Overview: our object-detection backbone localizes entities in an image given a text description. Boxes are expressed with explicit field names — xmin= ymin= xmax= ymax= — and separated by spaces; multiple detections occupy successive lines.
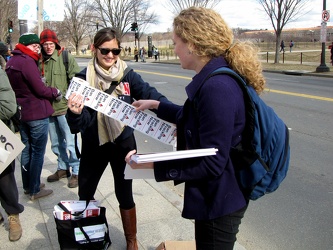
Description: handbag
xmin=54 ymin=201 xmax=111 ymax=250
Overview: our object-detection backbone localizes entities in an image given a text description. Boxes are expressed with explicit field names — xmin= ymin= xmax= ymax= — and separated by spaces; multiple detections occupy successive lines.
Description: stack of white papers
xmin=53 ymin=200 xmax=100 ymax=220
xmin=125 ymin=148 xmax=218 ymax=180
xmin=130 ymin=148 xmax=218 ymax=163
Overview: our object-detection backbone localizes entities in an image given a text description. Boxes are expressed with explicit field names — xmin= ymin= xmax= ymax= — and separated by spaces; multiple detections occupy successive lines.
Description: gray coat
xmin=0 ymin=69 xmax=17 ymax=132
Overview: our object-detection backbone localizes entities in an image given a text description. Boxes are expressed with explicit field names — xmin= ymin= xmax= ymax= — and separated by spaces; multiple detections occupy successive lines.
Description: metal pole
xmin=38 ymin=0 xmax=44 ymax=35
xmin=316 ymin=0 xmax=330 ymax=72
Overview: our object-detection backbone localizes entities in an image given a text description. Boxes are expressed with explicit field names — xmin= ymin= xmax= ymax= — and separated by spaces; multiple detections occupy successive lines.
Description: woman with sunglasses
xmin=66 ymin=27 xmax=169 ymax=250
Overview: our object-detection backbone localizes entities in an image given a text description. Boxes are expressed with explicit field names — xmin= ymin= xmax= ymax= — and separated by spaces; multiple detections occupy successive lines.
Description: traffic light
xmin=131 ymin=22 xmax=138 ymax=31
xmin=8 ymin=20 xmax=13 ymax=33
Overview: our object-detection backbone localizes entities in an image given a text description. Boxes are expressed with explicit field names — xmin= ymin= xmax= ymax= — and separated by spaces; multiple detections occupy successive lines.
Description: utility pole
xmin=38 ymin=0 xmax=44 ymax=35
xmin=316 ymin=0 xmax=330 ymax=72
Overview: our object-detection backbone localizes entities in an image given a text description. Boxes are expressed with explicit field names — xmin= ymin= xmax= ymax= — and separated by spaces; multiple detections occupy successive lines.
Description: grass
xmin=77 ymin=48 xmax=333 ymax=75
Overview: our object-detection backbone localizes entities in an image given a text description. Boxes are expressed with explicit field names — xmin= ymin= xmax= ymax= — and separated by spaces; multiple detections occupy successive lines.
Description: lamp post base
xmin=316 ymin=65 xmax=330 ymax=72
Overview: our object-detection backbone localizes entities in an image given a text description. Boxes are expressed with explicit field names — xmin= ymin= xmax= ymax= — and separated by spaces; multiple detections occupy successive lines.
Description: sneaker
xmin=30 ymin=189 xmax=53 ymax=201
xmin=47 ymin=170 xmax=71 ymax=182
xmin=68 ymin=174 xmax=78 ymax=188
xmin=24 ymin=183 xmax=45 ymax=195
xmin=8 ymin=214 xmax=22 ymax=241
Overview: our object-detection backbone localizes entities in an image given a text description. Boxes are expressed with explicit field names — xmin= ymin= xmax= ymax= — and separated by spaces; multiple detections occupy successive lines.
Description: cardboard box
xmin=156 ymin=241 xmax=195 ymax=250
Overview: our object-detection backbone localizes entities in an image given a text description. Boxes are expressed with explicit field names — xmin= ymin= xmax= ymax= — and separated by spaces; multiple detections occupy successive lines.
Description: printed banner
xmin=66 ymin=77 xmax=177 ymax=145
xmin=0 ymin=120 xmax=25 ymax=174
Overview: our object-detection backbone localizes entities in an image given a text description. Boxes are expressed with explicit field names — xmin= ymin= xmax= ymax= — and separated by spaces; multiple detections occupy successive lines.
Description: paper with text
xmin=66 ymin=77 xmax=177 ymax=145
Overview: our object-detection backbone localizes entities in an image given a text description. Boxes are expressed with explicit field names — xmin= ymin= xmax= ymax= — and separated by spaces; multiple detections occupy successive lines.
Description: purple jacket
xmin=5 ymin=49 xmax=58 ymax=122
xmin=155 ymin=57 xmax=247 ymax=220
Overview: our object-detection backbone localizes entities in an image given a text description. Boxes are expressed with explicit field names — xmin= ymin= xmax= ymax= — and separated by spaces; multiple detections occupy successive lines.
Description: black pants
xmin=195 ymin=204 xmax=248 ymax=250
xmin=0 ymin=161 xmax=24 ymax=214
xmin=78 ymin=134 xmax=137 ymax=210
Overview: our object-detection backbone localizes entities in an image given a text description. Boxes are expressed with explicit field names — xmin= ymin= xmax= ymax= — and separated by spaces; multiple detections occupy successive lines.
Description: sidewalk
xmin=0 ymin=132 xmax=246 ymax=250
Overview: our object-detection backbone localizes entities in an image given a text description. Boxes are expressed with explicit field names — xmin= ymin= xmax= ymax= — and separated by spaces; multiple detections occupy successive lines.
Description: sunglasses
xmin=98 ymin=48 xmax=121 ymax=55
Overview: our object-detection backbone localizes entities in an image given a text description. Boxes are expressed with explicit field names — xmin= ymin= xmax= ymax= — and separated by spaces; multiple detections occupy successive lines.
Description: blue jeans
xmin=20 ymin=118 xmax=49 ymax=195
xmin=49 ymin=115 xmax=80 ymax=175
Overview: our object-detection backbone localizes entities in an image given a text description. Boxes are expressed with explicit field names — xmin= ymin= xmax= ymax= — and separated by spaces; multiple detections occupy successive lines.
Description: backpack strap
xmin=62 ymin=50 xmax=69 ymax=83
xmin=105 ymin=67 xmax=132 ymax=94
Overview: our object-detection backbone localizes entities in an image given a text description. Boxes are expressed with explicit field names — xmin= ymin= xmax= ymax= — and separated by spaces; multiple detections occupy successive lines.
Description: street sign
xmin=322 ymin=10 xmax=330 ymax=22
xmin=320 ymin=22 xmax=327 ymax=43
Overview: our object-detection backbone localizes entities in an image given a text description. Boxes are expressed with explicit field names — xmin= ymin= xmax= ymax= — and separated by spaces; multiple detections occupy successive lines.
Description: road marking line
xmin=137 ymin=70 xmax=333 ymax=102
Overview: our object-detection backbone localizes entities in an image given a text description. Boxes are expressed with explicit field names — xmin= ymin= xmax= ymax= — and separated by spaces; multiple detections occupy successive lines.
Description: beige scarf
xmin=86 ymin=58 xmax=128 ymax=145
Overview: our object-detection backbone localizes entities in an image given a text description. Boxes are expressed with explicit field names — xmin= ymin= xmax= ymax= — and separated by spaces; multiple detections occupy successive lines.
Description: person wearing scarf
xmin=66 ymin=27 xmax=169 ymax=250
xmin=5 ymin=33 xmax=62 ymax=203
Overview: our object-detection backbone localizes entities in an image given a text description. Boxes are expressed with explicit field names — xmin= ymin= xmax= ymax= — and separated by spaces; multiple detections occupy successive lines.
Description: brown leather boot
xmin=47 ymin=170 xmax=71 ymax=182
xmin=120 ymin=206 xmax=138 ymax=250
xmin=8 ymin=214 xmax=22 ymax=241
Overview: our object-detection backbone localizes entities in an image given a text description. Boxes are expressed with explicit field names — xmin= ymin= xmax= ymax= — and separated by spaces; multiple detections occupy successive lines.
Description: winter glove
xmin=55 ymin=89 xmax=63 ymax=102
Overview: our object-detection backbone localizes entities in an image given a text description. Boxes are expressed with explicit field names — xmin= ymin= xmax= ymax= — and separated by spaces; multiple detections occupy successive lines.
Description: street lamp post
xmin=316 ymin=0 xmax=330 ymax=72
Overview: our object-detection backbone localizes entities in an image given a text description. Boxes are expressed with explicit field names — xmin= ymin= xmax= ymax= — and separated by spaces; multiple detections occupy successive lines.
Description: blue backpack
xmin=195 ymin=67 xmax=290 ymax=200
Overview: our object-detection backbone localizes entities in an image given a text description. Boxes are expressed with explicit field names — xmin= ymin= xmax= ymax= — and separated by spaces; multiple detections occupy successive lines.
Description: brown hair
xmin=93 ymin=27 xmax=121 ymax=49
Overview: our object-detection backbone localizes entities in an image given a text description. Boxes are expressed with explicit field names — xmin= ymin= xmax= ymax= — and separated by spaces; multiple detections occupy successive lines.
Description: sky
xmin=146 ymin=0 xmax=332 ymax=33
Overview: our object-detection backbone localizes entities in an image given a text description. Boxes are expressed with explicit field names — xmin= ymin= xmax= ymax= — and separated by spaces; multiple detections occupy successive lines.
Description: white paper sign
xmin=66 ymin=77 xmax=177 ymax=145
xmin=124 ymin=164 xmax=155 ymax=179
xmin=0 ymin=120 xmax=25 ymax=174
xmin=18 ymin=0 xmax=65 ymax=21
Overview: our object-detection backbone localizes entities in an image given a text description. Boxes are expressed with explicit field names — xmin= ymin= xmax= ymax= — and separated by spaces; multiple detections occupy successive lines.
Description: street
xmin=76 ymin=58 xmax=333 ymax=250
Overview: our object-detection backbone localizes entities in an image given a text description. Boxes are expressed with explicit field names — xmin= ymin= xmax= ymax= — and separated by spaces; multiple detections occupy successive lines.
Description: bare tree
xmin=257 ymin=0 xmax=311 ymax=63
xmin=164 ymin=0 xmax=220 ymax=15
xmin=63 ymin=0 xmax=93 ymax=54
xmin=91 ymin=0 xmax=158 ymax=37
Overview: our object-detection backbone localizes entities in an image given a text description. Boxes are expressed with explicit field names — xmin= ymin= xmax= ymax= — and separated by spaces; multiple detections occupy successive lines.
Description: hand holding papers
xmin=66 ymin=77 xmax=177 ymax=145
xmin=125 ymin=148 xmax=218 ymax=179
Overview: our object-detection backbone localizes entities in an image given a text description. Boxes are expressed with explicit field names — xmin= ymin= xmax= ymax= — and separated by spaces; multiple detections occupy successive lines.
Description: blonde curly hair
xmin=173 ymin=7 xmax=265 ymax=94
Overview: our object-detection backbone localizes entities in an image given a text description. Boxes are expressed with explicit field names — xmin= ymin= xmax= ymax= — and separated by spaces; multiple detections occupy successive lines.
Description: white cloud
xmin=146 ymin=0 xmax=332 ymax=33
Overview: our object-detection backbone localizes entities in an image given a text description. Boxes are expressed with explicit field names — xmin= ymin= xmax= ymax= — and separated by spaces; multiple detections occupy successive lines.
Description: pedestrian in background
xmin=140 ymin=46 xmax=146 ymax=62
xmin=0 ymin=69 xmax=24 ymax=241
xmin=280 ymin=40 xmax=285 ymax=52
xmin=134 ymin=46 xmax=138 ymax=62
xmin=66 ymin=27 xmax=169 ymax=250
xmin=153 ymin=47 xmax=159 ymax=61
xmin=5 ymin=33 xmax=62 ymax=201
xmin=331 ymin=42 xmax=333 ymax=66
xmin=39 ymin=29 xmax=81 ymax=188
xmin=289 ymin=40 xmax=294 ymax=52
xmin=128 ymin=46 xmax=131 ymax=56
xmin=126 ymin=7 xmax=266 ymax=250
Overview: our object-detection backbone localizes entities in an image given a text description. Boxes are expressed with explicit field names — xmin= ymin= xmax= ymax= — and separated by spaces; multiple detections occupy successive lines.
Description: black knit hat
xmin=19 ymin=33 xmax=40 ymax=46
